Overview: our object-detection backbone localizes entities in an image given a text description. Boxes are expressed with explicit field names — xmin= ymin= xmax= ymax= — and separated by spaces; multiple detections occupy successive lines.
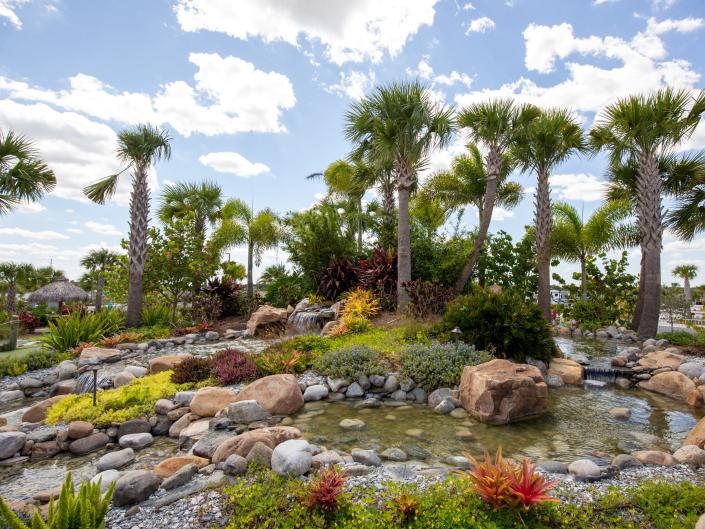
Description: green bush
xmin=399 ymin=342 xmax=492 ymax=390
xmin=443 ymin=289 xmax=555 ymax=363
xmin=40 ymin=310 xmax=124 ymax=352
xmin=313 ymin=345 xmax=390 ymax=380
xmin=141 ymin=303 xmax=174 ymax=327
xmin=0 ymin=349 xmax=72 ymax=377
xmin=255 ymin=336 xmax=332 ymax=376
xmin=264 ymin=273 xmax=309 ymax=308
xmin=657 ymin=329 xmax=705 ymax=347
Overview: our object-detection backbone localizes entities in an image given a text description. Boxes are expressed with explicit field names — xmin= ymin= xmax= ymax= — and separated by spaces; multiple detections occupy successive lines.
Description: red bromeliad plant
xmin=508 ymin=458 xmax=560 ymax=510
xmin=305 ymin=466 xmax=346 ymax=512
xmin=209 ymin=348 xmax=259 ymax=385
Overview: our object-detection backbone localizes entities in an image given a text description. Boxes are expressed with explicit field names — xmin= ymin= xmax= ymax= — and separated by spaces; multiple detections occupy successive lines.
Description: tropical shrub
xmin=341 ymin=288 xmax=380 ymax=320
xmin=255 ymin=336 xmax=331 ymax=375
xmin=140 ymin=303 xmax=173 ymax=328
xmin=443 ymin=289 xmax=555 ymax=363
xmin=313 ymin=345 xmax=389 ymax=379
xmin=204 ymin=277 xmax=247 ymax=317
xmin=136 ymin=325 xmax=172 ymax=340
xmin=657 ymin=329 xmax=705 ymax=347
xmin=28 ymin=304 xmax=55 ymax=326
xmin=191 ymin=293 xmax=222 ymax=323
xmin=41 ymin=310 xmax=124 ymax=352
xmin=18 ymin=311 xmax=39 ymax=333
xmin=402 ymin=280 xmax=454 ymax=318
xmin=305 ymin=467 xmax=347 ymax=512
xmin=210 ymin=348 xmax=259 ymax=385
xmin=338 ymin=315 xmax=372 ymax=334
xmin=171 ymin=356 xmax=212 ymax=384
xmin=46 ymin=371 xmax=190 ymax=427
xmin=399 ymin=342 xmax=491 ymax=391
xmin=0 ymin=358 xmax=27 ymax=377
xmin=264 ymin=271 xmax=308 ymax=308
xmin=319 ymin=257 xmax=358 ymax=301
xmin=0 ymin=472 xmax=113 ymax=529
xmin=100 ymin=331 xmax=144 ymax=348
xmin=358 ymin=247 xmax=397 ymax=310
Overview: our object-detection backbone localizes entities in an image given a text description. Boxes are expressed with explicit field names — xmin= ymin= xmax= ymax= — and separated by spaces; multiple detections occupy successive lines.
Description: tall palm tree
xmin=212 ymin=199 xmax=280 ymax=296
xmin=0 ymin=130 xmax=56 ymax=215
xmin=673 ymin=264 xmax=698 ymax=303
xmin=551 ymin=200 xmax=637 ymax=299
xmin=514 ymin=108 xmax=589 ymax=318
xmin=591 ymin=88 xmax=705 ymax=337
xmin=425 ymin=143 xmax=524 ymax=290
xmin=80 ymin=249 xmax=120 ymax=312
xmin=0 ymin=262 xmax=33 ymax=313
xmin=453 ymin=101 xmax=539 ymax=293
xmin=345 ymin=81 xmax=455 ymax=310
xmin=83 ymin=124 xmax=172 ymax=327
xmin=158 ymin=181 xmax=223 ymax=294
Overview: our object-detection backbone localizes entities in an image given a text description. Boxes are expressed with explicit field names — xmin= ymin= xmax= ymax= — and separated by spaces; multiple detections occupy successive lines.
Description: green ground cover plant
xmin=399 ymin=341 xmax=492 ymax=390
xmin=313 ymin=345 xmax=390 ymax=379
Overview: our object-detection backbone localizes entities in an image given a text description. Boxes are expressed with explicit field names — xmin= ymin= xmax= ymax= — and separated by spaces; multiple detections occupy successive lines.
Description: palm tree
xmin=452 ymin=101 xmax=539 ymax=293
xmin=80 ymin=249 xmax=121 ymax=312
xmin=514 ymin=108 xmax=589 ymax=318
xmin=551 ymin=200 xmax=637 ymax=299
xmin=591 ymin=88 xmax=705 ymax=337
xmin=425 ymin=143 xmax=524 ymax=290
xmin=0 ymin=130 xmax=56 ymax=215
xmin=410 ymin=191 xmax=450 ymax=239
xmin=158 ymin=181 xmax=223 ymax=294
xmin=673 ymin=264 xmax=698 ymax=303
xmin=213 ymin=199 xmax=280 ymax=297
xmin=345 ymin=81 xmax=455 ymax=310
xmin=83 ymin=124 xmax=172 ymax=327
xmin=0 ymin=262 xmax=33 ymax=313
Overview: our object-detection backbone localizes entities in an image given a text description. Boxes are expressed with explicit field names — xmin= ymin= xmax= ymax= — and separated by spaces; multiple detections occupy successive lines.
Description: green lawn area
xmin=0 ymin=342 xmax=47 ymax=361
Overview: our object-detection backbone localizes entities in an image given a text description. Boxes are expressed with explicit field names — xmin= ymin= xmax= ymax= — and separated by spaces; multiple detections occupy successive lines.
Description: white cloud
xmin=199 ymin=152 xmax=270 ymax=178
xmin=66 ymin=228 xmax=83 ymax=234
xmin=0 ymin=0 xmax=27 ymax=29
xmin=0 ymin=227 xmax=69 ymax=240
xmin=593 ymin=0 xmax=619 ymax=5
xmin=174 ymin=0 xmax=439 ymax=65
xmin=406 ymin=58 xmax=474 ymax=88
xmin=493 ymin=207 xmax=514 ymax=221
xmin=466 ymin=16 xmax=495 ymax=34
xmin=462 ymin=2 xmax=475 ymax=10
xmin=325 ymin=70 xmax=376 ymax=100
xmin=84 ymin=221 xmax=121 ymax=236
xmin=14 ymin=202 xmax=46 ymax=213
xmin=550 ymin=173 xmax=608 ymax=201
xmin=652 ymin=0 xmax=677 ymax=10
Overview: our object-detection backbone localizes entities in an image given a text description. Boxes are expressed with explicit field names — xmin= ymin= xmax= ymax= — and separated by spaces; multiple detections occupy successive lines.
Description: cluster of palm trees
xmin=0 ymin=263 xmax=64 ymax=313
xmin=341 ymin=82 xmax=705 ymax=337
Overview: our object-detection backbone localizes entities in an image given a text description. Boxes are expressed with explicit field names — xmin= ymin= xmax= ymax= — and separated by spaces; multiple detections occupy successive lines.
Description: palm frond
xmin=83 ymin=173 xmax=121 ymax=205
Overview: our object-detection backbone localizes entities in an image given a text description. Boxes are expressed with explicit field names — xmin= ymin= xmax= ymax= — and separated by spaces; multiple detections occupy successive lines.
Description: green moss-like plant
xmin=0 ymin=472 xmax=113 ymax=529
xmin=313 ymin=345 xmax=390 ymax=380
xmin=399 ymin=341 xmax=492 ymax=390
xmin=45 ymin=371 xmax=191 ymax=427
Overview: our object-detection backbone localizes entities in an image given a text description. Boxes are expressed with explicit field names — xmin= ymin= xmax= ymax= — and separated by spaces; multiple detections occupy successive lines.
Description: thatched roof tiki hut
xmin=28 ymin=277 xmax=90 ymax=311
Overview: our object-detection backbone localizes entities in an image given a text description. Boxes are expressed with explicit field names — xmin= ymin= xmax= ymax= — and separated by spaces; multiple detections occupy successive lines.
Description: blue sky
xmin=1 ymin=0 xmax=704 ymax=285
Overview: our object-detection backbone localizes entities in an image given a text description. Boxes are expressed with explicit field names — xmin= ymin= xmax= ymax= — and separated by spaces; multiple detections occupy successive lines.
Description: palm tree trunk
xmin=247 ymin=241 xmax=254 ymax=297
xmin=632 ymin=257 xmax=645 ymax=330
xmin=580 ymin=257 xmax=588 ymax=300
xmin=6 ymin=281 xmax=16 ymax=314
xmin=95 ymin=274 xmax=104 ymax=312
xmin=636 ymin=151 xmax=663 ymax=338
xmin=454 ymin=146 xmax=501 ymax=293
xmin=192 ymin=216 xmax=205 ymax=299
xmin=357 ymin=198 xmax=363 ymax=254
xmin=396 ymin=163 xmax=414 ymax=311
xmin=684 ymin=277 xmax=692 ymax=302
xmin=535 ymin=167 xmax=552 ymax=319
xmin=126 ymin=165 xmax=150 ymax=328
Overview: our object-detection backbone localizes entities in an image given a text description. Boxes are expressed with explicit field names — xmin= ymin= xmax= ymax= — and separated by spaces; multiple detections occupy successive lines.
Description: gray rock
xmin=679 ymin=362 xmax=705 ymax=379
xmin=225 ymin=400 xmax=271 ymax=423
xmin=369 ymin=375 xmax=385 ymax=387
xmin=97 ymin=448 xmax=135 ymax=471
xmin=246 ymin=441 xmax=273 ymax=467
xmin=222 ymin=454 xmax=248 ymax=475
xmin=611 ymin=454 xmax=643 ymax=469
xmin=0 ymin=432 xmax=27 ymax=459
xmin=381 ymin=447 xmax=407 ymax=461
xmin=112 ymin=470 xmax=161 ymax=507
xmin=390 ymin=389 xmax=408 ymax=401
xmin=351 ymin=448 xmax=381 ymax=467
xmin=192 ymin=431 xmax=232 ymax=459
xmin=150 ymin=415 xmax=171 ymax=436
xmin=205 ymin=331 xmax=220 ymax=341
xmin=326 ymin=377 xmax=349 ymax=393
xmin=357 ymin=375 xmax=371 ymax=390
xmin=123 ymin=365 xmax=148 ymax=378
xmin=526 ymin=357 xmax=548 ymax=373
xmin=411 ymin=387 xmax=427 ymax=402
xmin=446 ymin=455 xmax=471 ymax=469
xmin=383 ymin=375 xmax=399 ymax=393
xmin=0 ymin=390 xmax=24 ymax=403
xmin=19 ymin=377 xmax=43 ymax=390
xmin=117 ymin=419 xmax=151 ymax=438
xmin=568 ymin=459 xmax=602 ymax=481
xmin=271 ymin=439 xmax=313 ymax=476
xmin=608 ymin=407 xmax=631 ymax=420
xmin=118 ymin=433 xmax=154 ymax=450
xmin=154 ymin=399 xmax=176 ymax=415
xmin=91 ymin=469 xmax=122 ymax=493
xmin=673 ymin=445 xmax=705 ymax=466
xmin=345 ymin=382 xmax=365 ymax=398
xmin=69 ymin=433 xmax=109 ymax=455
xmin=615 ymin=377 xmax=632 ymax=389
xmin=354 ymin=398 xmax=380 ymax=409
xmin=27 ymin=427 xmax=58 ymax=443
xmin=402 ymin=443 xmax=430 ymax=460
xmin=312 ymin=450 xmax=343 ymax=467
xmin=428 ymin=388 xmax=452 ymax=408
xmin=545 ymin=374 xmax=565 ymax=388
xmin=538 ymin=460 xmax=568 ymax=474
xmin=434 ymin=397 xmax=455 ymax=414
xmin=161 ymin=464 xmax=198 ymax=490
xmin=399 ymin=378 xmax=415 ymax=392
xmin=303 ymin=385 xmax=329 ymax=402
xmin=174 ymin=391 xmax=195 ymax=407
xmin=339 ymin=418 xmax=365 ymax=431
xmin=168 ymin=413 xmax=192 ymax=438
xmin=57 ymin=360 xmax=77 ymax=380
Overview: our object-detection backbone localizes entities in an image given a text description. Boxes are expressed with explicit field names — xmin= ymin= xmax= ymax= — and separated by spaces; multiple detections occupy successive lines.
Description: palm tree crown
xmin=80 ymin=249 xmax=120 ymax=312
xmin=0 ymin=262 xmax=34 ymax=313
xmin=158 ymin=180 xmax=223 ymax=233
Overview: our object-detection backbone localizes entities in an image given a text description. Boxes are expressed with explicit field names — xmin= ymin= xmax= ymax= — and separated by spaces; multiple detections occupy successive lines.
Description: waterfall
xmin=288 ymin=311 xmax=323 ymax=335
xmin=583 ymin=366 xmax=619 ymax=383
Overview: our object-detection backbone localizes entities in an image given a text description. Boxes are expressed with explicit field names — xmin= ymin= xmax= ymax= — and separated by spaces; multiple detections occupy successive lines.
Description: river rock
xmin=113 ymin=371 xmax=135 ymax=388
xmin=123 ymin=365 xmax=148 ymax=378
xmin=369 ymin=375 xmax=385 ymax=387
xmin=538 ymin=460 xmax=568 ymax=473
xmin=459 ymin=359 xmax=548 ymax=424
xmin=339 ymin=418 xmax=365 ymax=430
xmin=345 ymin=382 xmax=365 ymax=398
xmin=118 ymin=419 xmax=151 ymax=438
xmin=161 ymin=463 xmax=198 ymax=490
xmin=351 ymin=448 xmax=381 ymax=467
xmin=381 ymin=448 xmax=407 ymax=461
xmin=225 ymin=400 xmax=271 ymax=423
xmin=548 ymin=358 xmax=584 ymax=385
xmin=148 ymin=354 xmax=193 ymax=374
xmin=153 ymin=399 xmax=176 ymax=415
xmin=673 ymin=445 xmax=705 ymax=466
xmin=192 ymin=431 xmax=233 ymax=459
xmin=434 ymin=398 xmax=455 ymax=414
xmin=67 ymin=420 xmax=94 ymax=439
xmin=303 ymin=385 xmax=329 ymax=402
xmin=222 ymin=454 xmax=248 ymax=475
xmin=79 ymin=347 xmax=122 ymax=366
xmin=0 ymin=390 xmax=24 ymax=403
xmin=168 ymin=413 xmax=192 ymax=438
xmin=326 ymin=377 xmax=349 ymax=393
xmin=31 ymin=440 xmax=61 ymax=461
xmin=211 ymin=426 xmax=301 ymax=464
xmin=638 ymin=371 xmax=696 ymax=401
xmin=245 ymin=441 xmax=273 ymax=467
xmin=611 ymin=454 xmax=642 ymax=469
xmin=97 ymin=448 xmax=135 ymax=471
xmin=632 ymin=450 xmax=678 ymax=466
xmin=174 ymin=391 xmax=195 ymax=407
xmin=311 ymin=450 xmax=343 ymax=467
xmin=154 ymin=455 xmax=210 ymax=478
xmin=57 ymin=360 xmax=77 ymax=380
xmin=545 ymin=374 xmax=565 ymax=388
xmin=22 ymin=395 xmax=66 ymax=423
xmin=685 ymin=416 xmax=705 ymax=447
xmin=69 ymin=432 xmax=109 ymax=455
xmin=615 ymin=377 xmax=632 ymax=389
xmin=91 ymin=469 xmax=122 ymax=493
xmin=679 ymin=362 xmax=705 ymax=379
xmin=608 ymin=407 xmax=631 ymax=420
xmin=428 ymin=388 xmax=453 ymax=408
xmin=234 ymin=374 xmax=304 ymax=415
xmin=271 ymin=439 xmax=313 ymax=476
xmin=638 ymin=350 xmax=685 ymax=370
xmin=568 ymin=459 xmax=601 ymax=480
xmin=119 ymin=433 xmax=153 ymax=450
xmin=178 ymin=418 xmax=210 ymax=442
xmin=190 ymin=387 xmax=238 ymax=417
xmin=384 ymin=375 xmax=400 ymax=393
xmin=112 ymin=470 xmax=161 ymax=507
xmin=245 ymin=305 xmax=288 ymax=336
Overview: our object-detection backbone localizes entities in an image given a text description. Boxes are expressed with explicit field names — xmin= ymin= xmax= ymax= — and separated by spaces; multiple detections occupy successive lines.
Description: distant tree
xmin=661 ymin=284 xmax=689 ymax=332
xmin=80 ymin=249 xmax=121 ymax=312
xmin=0 ymin=262 xmax=33 ymax=313
xmin=673 ymin=264 xmax=698 ymax=303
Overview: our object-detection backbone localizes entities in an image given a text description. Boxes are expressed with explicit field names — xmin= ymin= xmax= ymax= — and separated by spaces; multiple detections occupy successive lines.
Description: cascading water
xmin=288 ymin=311 xmax=323 ymax=335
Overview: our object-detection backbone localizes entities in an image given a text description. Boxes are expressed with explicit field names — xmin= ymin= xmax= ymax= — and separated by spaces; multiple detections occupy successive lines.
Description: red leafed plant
xmin=18 ymin=311 xmax=39 ymax=333
xmin=508 ymin=458 xmax=560 ymax=510
xmin=209 ymin=348 xmax=260 ymax=385
xmin=305 ymin=466 xmax=346 ymax=512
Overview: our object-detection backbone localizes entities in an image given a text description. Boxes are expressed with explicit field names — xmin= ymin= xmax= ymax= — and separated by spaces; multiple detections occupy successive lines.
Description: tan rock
xmin=234 ymin=374 xmax=304 ymax=415
xmin=684 ymin=416 xmax=705 ymax=448
xmin=189 ymin=387 xmax=238 ymax=417
xmin=153 ymin=455 xmax=209 ymax=478
xmin=113 ymin=371 xmax=136 ymax=388
xmin=548 ymin=358 xmax=584 ymax=385
xmin=246 ymin=305 xmax=288 ymax=336
xmin=78 ymin=347 xmax=122 ymax=366
xmin=686 ymin=389 xmax=703 ymax=407
xmin=211 ymin=426 xmax=301 ymax=464
xmin=22 ymin=395 xmax=66 ymax=423
xmin=673 ymin=445 xmax=705 ymax=466
xmin=148 ymin=354 xmax=193 ymax=374
xmin=637 ymin=350 xmax=685 ymax=370
xmin=178 ymin=418 xmax=210 ymax=440
xmin=459 ymin=359 xmax=548 ymax=425
xmin=0 ymin=417 xmax=6 ymax=427
xmin=67 ymin=421 xmax=94 ymax=439
xmin=631 ymin=450 xmax=678 ymax=466
xmin=637 ymin=371 xmax=696 ymax=402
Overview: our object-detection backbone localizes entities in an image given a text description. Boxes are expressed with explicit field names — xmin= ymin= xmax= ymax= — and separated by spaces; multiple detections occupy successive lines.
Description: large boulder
xmin=684 ymin=416 xmax=705 ymax=448
xmin=271 ymin=439 xmax=313 ymax=476
xmin=637 ymin=350 xmax=685 ymax=370
xmin=547 ymin=358 xmax=583 ymax=385
xmin=0 ymin=432 xmax=27 ymax=460
xmin=69 ymin=432 xmax=109 ymax=455
xmin=638 ymin=371 xmax=696 ymax=402
xmin=234 ymin=374 xmax=304 ymax=415
xmin=153 ymin=455 xmax=210 ymax=478
xmin=459 ymin=359 xmax=548 ymax=425
xmin=67 ymin=421 xmax=94 ymax=440
xmin=211 ymin=426 xmax=301 ymax=464
xmin=22 ymin=395 xmax=66 ymax=423
xmin=148 ymin=354 xmax=193 ymax=374
xmin=245 ymin=305 xmax=288 ymax=336
xmin=189 ymin=387 xmax=238 ymax=417
xmin=97 ymin=448 xmax=135 ymax=471
xmin=112 ymin=470 xmax=161 ymax=507
xmin=78 ymin=347 xmax=122 ymax=366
